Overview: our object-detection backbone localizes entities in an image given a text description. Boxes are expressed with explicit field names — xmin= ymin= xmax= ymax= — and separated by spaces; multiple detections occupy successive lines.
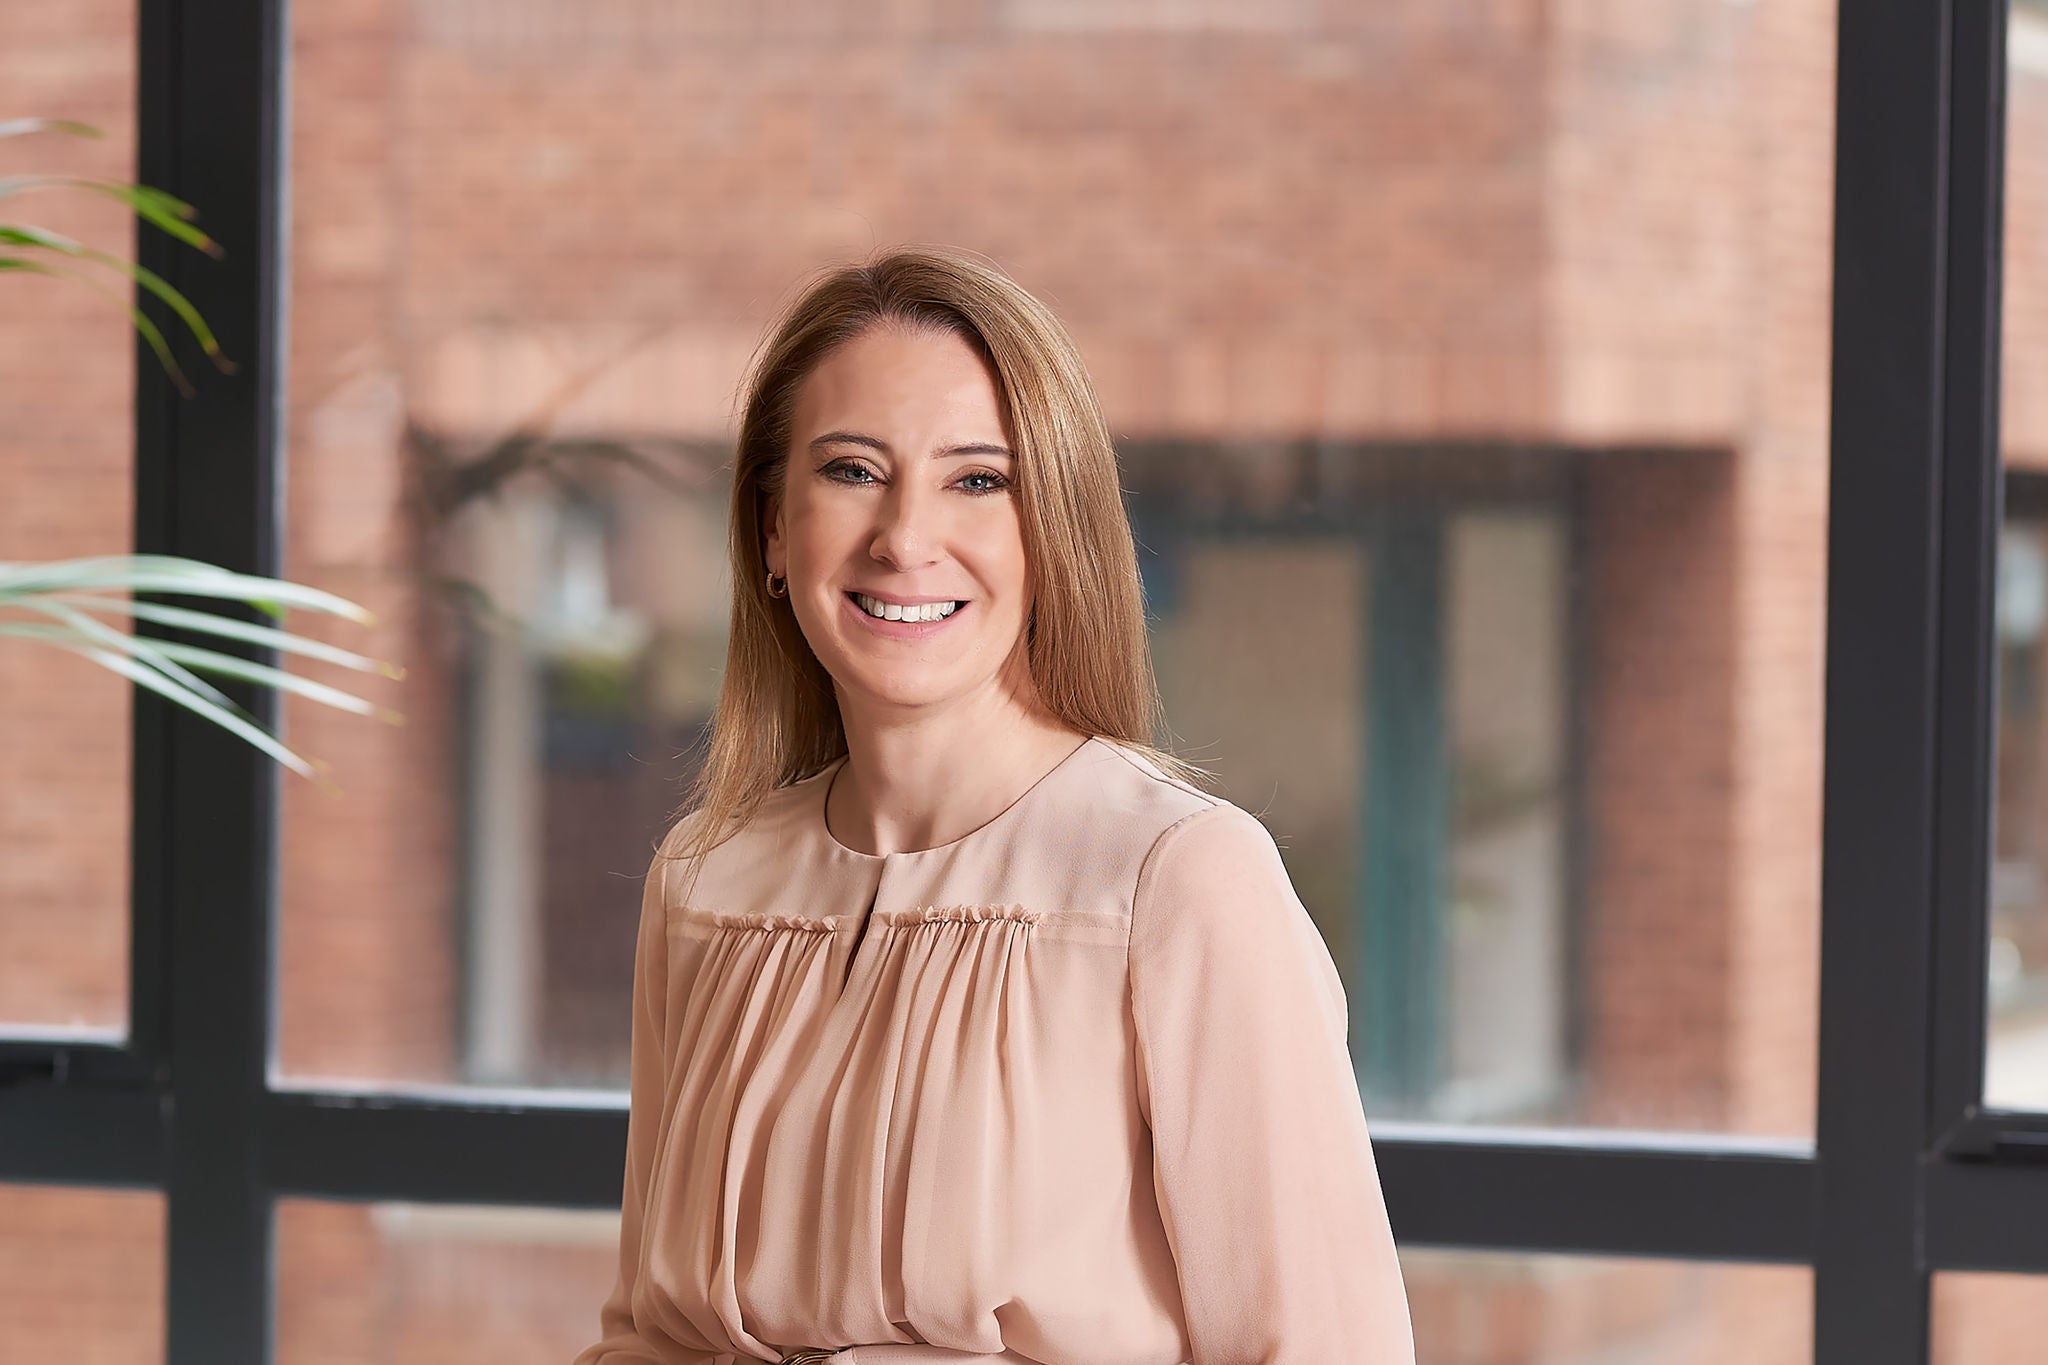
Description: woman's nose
xmin=868 ymin=482 xmax=943 ymax=567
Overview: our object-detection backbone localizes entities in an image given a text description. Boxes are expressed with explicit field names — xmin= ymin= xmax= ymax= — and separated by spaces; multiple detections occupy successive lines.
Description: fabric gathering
xmin=572 ymin=736 xmax=1415 ymax=1364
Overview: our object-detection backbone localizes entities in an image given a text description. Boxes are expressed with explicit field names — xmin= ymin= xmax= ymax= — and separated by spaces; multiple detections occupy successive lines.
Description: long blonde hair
xmin=663 ymin=244 xmax=1213 ymax=890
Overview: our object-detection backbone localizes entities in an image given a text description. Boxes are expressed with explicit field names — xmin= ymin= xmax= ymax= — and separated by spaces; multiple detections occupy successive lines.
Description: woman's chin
xmin=829 ymin=662 xmax=980 ymax=713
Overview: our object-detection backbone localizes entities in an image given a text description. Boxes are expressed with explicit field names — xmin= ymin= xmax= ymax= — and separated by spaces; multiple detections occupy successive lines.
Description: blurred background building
xmin=8 ymin=0 xmax=2048 ymax=1359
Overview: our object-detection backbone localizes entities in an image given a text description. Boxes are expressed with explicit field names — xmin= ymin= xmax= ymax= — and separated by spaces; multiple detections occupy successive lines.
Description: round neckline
xmin=817 ymin=734 xmax=1100 ymax=860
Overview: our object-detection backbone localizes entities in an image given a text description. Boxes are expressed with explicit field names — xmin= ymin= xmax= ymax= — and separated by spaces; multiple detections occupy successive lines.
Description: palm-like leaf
xmin=0 ymin=222 xmax=230 ymax=393
xmin=5 ymin=121 xmax=392 ymax=783
xmin=3 ymin=117 xmax=227 ymax=388
xmin=0 ymin=555 xmax=400 ymax=787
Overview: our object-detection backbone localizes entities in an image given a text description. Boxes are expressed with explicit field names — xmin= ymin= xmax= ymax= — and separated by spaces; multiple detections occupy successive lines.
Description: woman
xmin=572 ymin=246 xmax=1415 ymax=1364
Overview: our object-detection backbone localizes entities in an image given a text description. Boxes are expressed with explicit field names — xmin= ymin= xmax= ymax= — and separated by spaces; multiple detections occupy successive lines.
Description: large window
xmin=0 ymin=1 xmax=2040 ymax=1362
xmin=269 ymin=0 xmax=1829 ymax=1150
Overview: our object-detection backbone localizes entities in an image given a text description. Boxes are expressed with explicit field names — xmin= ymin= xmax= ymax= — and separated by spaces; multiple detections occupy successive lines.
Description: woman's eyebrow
xmin=808 ymin=430 xmax=1014 ymax=459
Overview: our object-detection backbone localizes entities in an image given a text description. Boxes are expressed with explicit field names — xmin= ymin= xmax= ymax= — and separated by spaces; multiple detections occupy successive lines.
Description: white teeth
xmin=854 ymin=593 xmax=960 ymax=623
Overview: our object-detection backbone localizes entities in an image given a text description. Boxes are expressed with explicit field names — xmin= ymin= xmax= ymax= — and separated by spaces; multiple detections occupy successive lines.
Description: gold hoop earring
xmin=766 ymin=570 xmax=788 ymax=599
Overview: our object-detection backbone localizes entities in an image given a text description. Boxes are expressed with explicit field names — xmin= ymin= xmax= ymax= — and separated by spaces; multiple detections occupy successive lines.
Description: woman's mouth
xmin=843 ymin=590 xmax=970 ymax=637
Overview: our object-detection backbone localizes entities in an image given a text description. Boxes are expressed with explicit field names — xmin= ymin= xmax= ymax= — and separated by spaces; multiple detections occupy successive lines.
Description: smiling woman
xmin=674 ymin=246 xmax=1212 ymax=862
xmin=568 ymin=246 xmax=1418 ymax=1364
xmin=762 ymin=323 xmax=1035 ymax=737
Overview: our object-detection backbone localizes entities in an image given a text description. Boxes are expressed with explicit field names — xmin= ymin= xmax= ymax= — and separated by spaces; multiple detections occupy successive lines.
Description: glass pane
xmin=1934 ymin=1272 xmax=2048 ymax=1364
xmin=1402 ymin=1248 xmax=1809 ymax=1364
xmin=0 ymin=0 xmax=137 ymax=1038
xmin=275 ymin=1200 xmax=618 ymax=1365
xmin=279 ymin=0 xmax=1833 ymax=1135
xmin=0 ymin=1184 xmax=163 ymax=1363
xmin=1989 ymin=0 xmax=2048 ymax=1110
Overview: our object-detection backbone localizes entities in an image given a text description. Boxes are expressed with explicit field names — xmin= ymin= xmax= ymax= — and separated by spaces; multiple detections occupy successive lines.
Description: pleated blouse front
xmin=572 ymin=735 xmax=1415 ymax=1365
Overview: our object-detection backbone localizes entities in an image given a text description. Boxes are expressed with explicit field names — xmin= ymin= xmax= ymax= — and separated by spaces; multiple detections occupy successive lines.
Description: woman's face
xmin=764 ymin=322 xmax=1034 ymax=717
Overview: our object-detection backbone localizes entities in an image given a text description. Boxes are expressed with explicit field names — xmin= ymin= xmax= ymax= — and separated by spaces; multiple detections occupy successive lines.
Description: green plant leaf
xmin=0 ymin=626 xmax=320 ymax=781
xmin=0 ymin=249 xmax=192 ymax=391
xmin=12 ymin=596 xmax=244 ymax=717
xmin=5 ymin=600 xmax=387 ymax=728
xmin=0 ymin=175 xmax=219 ymax=256
xmin=0 ymin=223 xmax=231 ymax=375
xmin=0 ymin=606 xmax=395 ymax=776
xmin=0 ymin=556 xmax=378 ymax=623
xmin=43 ymin=594 xmax=405 ymax=678
xmin=131 ymin=638 xmax=402 ymax=724
xmin=0 ymin=223 xmax=75 ymax=249
xmin=123 ymin=255 xmax=231 ymax=370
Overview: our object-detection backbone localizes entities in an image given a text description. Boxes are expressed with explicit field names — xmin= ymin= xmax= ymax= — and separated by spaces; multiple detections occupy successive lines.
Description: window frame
xmin=0 ymin=0 xmax=2035 ymax=1360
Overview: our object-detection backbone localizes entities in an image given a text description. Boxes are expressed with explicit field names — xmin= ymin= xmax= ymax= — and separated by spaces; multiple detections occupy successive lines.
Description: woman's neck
xmin=826 ymin=711 xmax=1089 ymax=857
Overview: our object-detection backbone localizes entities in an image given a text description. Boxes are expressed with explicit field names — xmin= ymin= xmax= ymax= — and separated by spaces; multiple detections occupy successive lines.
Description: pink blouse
xmin=572 ymin=734 xmax=1414 ymax=1364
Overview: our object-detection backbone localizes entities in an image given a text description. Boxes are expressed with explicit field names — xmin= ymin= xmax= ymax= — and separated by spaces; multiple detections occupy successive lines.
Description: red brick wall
xmin=1582 ymin=453 xmax=1740 ymax=1128
xmin=0 ymin=1185 xmax=161 ymax=1362
xmin=275 ymin=0 xmax=460 ymax=1086
xmin=0 ymin=0 xmax=135 ymax=1035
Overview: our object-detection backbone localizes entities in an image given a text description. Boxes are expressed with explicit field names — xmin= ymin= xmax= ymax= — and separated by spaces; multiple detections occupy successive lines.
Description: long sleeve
xmin=572 ymin=819 xmax=711 ymax=1365
xmin=1127 ymin=802 xmax=1416 ymax=1364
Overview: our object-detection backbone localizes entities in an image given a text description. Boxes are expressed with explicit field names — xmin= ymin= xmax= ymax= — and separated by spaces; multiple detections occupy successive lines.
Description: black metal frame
xmin=0 ymin=0 xmax=2039 ymax=1360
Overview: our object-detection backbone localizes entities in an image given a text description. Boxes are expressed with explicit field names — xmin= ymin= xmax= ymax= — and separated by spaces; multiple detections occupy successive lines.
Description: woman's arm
xmin=1127 ymin=802 xmax=1416 ymax=1364
xmin=571 ymin=820 xmax=716 ymax=1365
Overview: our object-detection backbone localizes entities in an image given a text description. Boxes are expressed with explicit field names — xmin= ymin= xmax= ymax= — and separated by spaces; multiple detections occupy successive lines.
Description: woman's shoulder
xmin=1040 ymin=737 xmax=1286 ymax=896
xmin=1075 ymin=736 xmax=1278 ymax=836
xmin=647 ymin=770 xmax=827 ymax=877
xmin=1092 ymin=756 xmax=1318 ymax=964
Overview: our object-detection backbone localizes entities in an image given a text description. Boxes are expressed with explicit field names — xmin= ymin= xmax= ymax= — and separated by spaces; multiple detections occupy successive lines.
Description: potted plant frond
xmin=0 ymin=117 xmax=398 ymax=785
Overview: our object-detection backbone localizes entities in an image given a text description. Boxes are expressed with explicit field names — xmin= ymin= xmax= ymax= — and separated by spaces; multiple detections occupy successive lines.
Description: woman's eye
xmin=957 ymin=470 xmax=1012 ymax=496
xmin=823 ymin=460 xmax=877 ymax=485
xmin=823 ymin=460 xmax=1010 ymax=496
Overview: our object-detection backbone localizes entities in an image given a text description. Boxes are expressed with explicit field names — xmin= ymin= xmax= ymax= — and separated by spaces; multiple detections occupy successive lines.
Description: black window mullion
xmin=1815 ymin=0 xmax=1966 ymax=1361
xmin=126 ymin=0 xmax=177 ymax=1118
xmin=1917 ymin=0 xmax=2048 ymax=1280
xmin=263 ymin=1093 xmax=630 ymax=1207
xmin=140 ymin=0 xmax=288 ymax=1362
xmin=1927 ymin=1160 xmax=2048 ymax=1271
xmin=1928 ymin=0 xmax=2013 ymax=1153
xmin=0 ymin=1087 xmax=163 ymax=1188
xmin=1374 ymin=1133 xmax=1814 ymax=1265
